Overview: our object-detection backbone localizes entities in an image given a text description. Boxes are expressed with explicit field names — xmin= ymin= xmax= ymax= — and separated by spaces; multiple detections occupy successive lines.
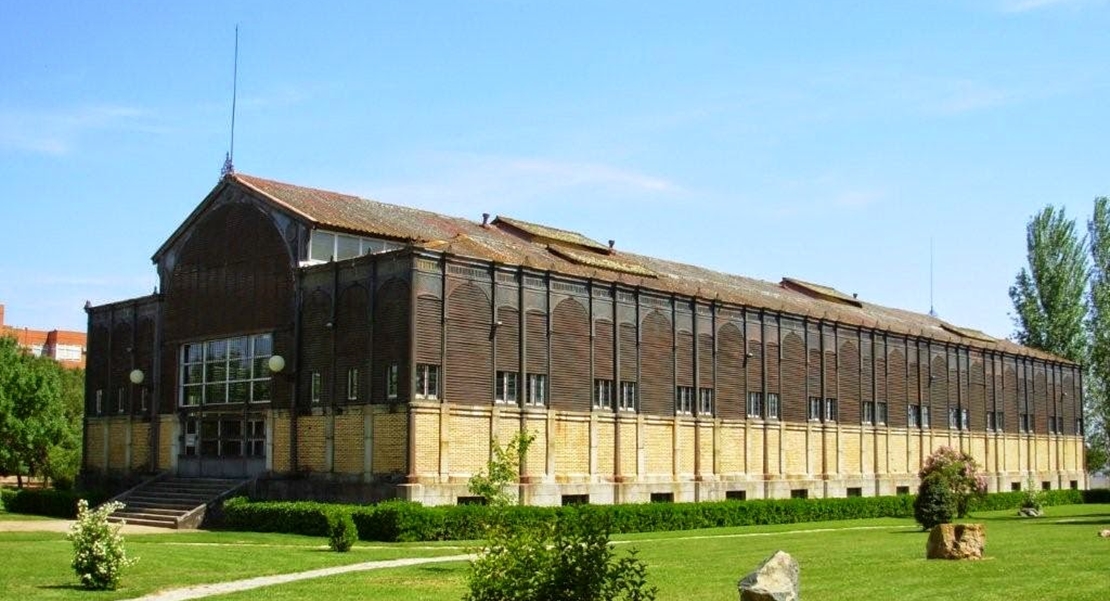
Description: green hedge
xmin=222 ymin=488 xmax=1110 ymax=543
xmin=0 ymin=488 xmax=15 ymax=511
xmin=3 ymin=488 xmax=110 ymax=518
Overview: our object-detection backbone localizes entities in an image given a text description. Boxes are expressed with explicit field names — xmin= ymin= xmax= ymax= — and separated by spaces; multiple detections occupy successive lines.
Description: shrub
xmin=918 ymin=446 xmax=986 ymax=519
xmin=4 ymin=488 xmax=109 ymax=518
xmin=327 ymin=510 xmax=358 ymax=552
xmin=66 ymin=499 xmax=137 ymax=590
xmin=914 ymin=472 xmax=957 ymax=529
xmin=464 ymin=513 xmax=656 ymax=601
xmin=1020 ymin=482 xmax=1044 ymax=512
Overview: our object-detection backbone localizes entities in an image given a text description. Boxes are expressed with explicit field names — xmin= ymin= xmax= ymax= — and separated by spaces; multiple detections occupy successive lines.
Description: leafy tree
xmin=1009 ymin=205 xmax=1089 ymax=363
xmin=913 ymin=446 xmax=986 ymax=530
xmin=1086 ymin=197 xmax=1110 ymax=467
xmin=467 ymin=430 xmax=535 ymax=507
xmin=0 ymin=336 xmax=71 ymax=487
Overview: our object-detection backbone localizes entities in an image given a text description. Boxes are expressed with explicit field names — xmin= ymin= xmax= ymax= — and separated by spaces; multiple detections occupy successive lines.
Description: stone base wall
xmin=85 ymin=402 xmax=1086 ymax=505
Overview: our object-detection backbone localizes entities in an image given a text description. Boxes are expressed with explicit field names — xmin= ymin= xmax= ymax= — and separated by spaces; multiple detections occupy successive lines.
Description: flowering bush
xmin=913 ymin=446 xmax=987 ymax=529
xmin=66 ymin=499 xmax=137 ymax=590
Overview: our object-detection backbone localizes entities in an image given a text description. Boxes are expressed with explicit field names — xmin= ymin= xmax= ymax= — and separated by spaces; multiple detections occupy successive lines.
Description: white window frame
xmin=311 ymin=371 xmax=322 ymax=404
xmin=594 ymin=378 xmax=613 ymax=410
xmin=747 ymin=392 xmax=764 ymax=419
xmin=415 ymin=363 xmax=439 ymax=400
xmin=618 ymin=381 xmax=637 ymax=411
xmin=180 ymin=333 xmax=273 ymax=407
xmin=496 ymin=371 xmax=519 ymax=404
xmin=525 ymin=373 xmax=547 ymax=406
xmin=386 ymin=362 xmax=399 ymax=400
xmin=347 ymin=367 xmax=360 ymax=401
xmin=699 ymin=387 xmax=716 ymax=416
xmin=676 ymin=386 xmax=694 ymax=415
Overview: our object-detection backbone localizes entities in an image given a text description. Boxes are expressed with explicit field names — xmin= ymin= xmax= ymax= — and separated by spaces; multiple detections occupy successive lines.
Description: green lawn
xmin=0 ymin=529 xmax=466 ymax=601
xmin=211 ymin=505 xmax=1110 ymax=601
xmin=2 ymin=505 xmax=1107 ymax=601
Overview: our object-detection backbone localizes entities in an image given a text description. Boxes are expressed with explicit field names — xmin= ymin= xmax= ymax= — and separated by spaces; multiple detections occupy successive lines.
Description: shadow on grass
xmin=38 ymin=583 xmax=87 ymax=591
xmin=1030 ymin=515 xmax=1110 ymax=527
xmin=416 ymin=565 xmax=461 ymax=574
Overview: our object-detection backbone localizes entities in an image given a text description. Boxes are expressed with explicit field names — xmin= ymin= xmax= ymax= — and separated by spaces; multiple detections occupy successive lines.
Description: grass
xmin=210 ymin=504 xmax=1110 ymax=601
xmin=2 ymin=505 xmax=1107 ymax=600
xmin=0 ymin=528 xmax=466 ymax=600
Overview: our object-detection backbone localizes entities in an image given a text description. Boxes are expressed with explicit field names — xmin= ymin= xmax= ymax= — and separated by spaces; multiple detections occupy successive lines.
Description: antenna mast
xmin=929 ymin=236 xmax=937 ymax=317
xmin=221 ymin=25 xmax=239 ymax=177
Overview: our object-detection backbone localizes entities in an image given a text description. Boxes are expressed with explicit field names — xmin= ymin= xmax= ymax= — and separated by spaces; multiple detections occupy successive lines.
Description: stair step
xmin=110 ymin=515 xmax=177 ymax=528
xmin=105 ymin=477 xmax=248 ymax=530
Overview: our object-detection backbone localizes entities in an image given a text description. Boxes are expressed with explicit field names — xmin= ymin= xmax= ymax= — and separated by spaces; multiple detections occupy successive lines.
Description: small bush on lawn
xmin=916 ymin=446 xmax=986 ymax=522
xmin=914 ymin=472 xmax=957 ymax=529
xmin=67 ymin=499 xmax=137 ymax=590
xmin=327 ymin=510 xmax=358 ymax=552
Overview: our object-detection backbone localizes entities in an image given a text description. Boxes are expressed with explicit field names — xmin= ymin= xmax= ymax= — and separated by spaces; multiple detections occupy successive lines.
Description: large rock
xmin=1099 ymin=529 xmax=1110 ymax=538
xmin=1017 ymin=507 xmax=1042 ymax=518
xmin=926 ymin=523 xmax=985 ymax=560
xmin=738 ymin=550 xmax=799 ymax=601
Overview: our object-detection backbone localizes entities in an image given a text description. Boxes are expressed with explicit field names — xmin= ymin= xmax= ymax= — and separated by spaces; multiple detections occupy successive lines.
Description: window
xmin=808 ymin=397 xmax=822 ymax=421
xmin=1011 ymin=482 xmax=1021 ymax=492
xmin=1020 ymin=413 xmax=1032 ymax=433
xmin=676 ymin=386 xmax=694 ymax=414
xmin=95 ymin=389 xmax=103 ymax=414
xmin=139 ymin=388 xmax=148 ymax=412
xmin=1076 ymin=419 xmax=1084 ymax=435
xmin=824 ymin=398 xmax=838 ymax=422
xmin=311 ymin=371 xmax=322 ymax=404
xmin=1054 ymin=416 xmax=1064 ymax=435
xmin=1070 ymin=480 xmax=1079 ymax=490
xmin=862 ymin=401 xmax=875 ymax=425
xmin=697 ymin=388 xmax=713 ymax=415
xmin=996 ymin=412 xmax=1005 ymax=431
xmin=960 ymin=408 xmax=969 ymax=430
xmin=117 ymin=387 xmax=126 ymax=413
xmin=526 ymin=374 xmax=547 ymax=406
xmin=180 ymin=333 xmax=273 ymax=406
xmin=346 ymin=368 xmax=360 ymax=400
xmin=497 ymin=371 xmax=519 ymax=404
xmin=184 ymin=419 xmax=198 ymax=456
xmin=846 ymin=487 xmax=863 ymax=498
xmin=876 ymin=402 xmax=888 ymax=426
xmin=561 ymin=494 xmax=589 ymax=506
xmin=948 ymin=408 xmax=959 ymax=430
xmin=896 ymin=486 xmax=910 ymax=496
xmin=307 ymin=229 xmax=404 ymax=263
xmin=1048 ymin=416 xmax=1057 ymax=434
xmin=415 ymin=364 xmax=439 ymax=399
xmin=765 ymin=392 xmax=780 ymax=420
xmin=386 ymin=362 xmax=399 ymax=400
xmin=747 ymin=392 xmax=764 ymax=419
xmin=593 ymin=379 xmax=613 ymax=409
xmin=790 ymin=489 xmax=808 ymax=499
xmin=725 ymin=490 xmax=747 ymax=501
xmin=908 ymin=404 xmax=921 ymax=428
xmin=457 ymin=496 xmax=487 ymax=506
xmin=650 ymin=492 xmax=674 ymax=503
xmin=1041 ymin=481 xmax=1051 ymax=491
xmin=245 ymin=420 xmax=265 ymax=457
xmin=619 ymin=381 xmax=637 ymax=411
xmin=922 ymin=405 xmax=931 ymax=429
xmin=986 ymin=411 xmax=997 ymax=431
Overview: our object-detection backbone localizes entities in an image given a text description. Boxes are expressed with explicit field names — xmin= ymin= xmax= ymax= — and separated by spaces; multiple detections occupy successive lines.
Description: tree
xmin=1009 ymin=205 xmax=1089 ymax=363
xmin=1085 ymin=197 xmax=1110 ymax=471
xmin=467 ymin=430 xmax=535 ymax=507
xmin=0 ymin=336 xmax=71 ymax=487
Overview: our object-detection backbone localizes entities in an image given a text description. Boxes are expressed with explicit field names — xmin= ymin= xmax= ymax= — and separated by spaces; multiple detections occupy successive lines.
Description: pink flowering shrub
xmin=917 ymin=446 xmax=988 ymax=521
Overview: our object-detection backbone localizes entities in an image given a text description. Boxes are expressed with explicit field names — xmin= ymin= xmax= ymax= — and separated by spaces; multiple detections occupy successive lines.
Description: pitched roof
xmin=227 ymin=173 xmax=1068 ymax=364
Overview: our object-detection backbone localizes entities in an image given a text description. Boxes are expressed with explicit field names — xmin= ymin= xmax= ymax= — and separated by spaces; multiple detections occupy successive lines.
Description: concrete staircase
xmin=108 ymin=477 xmax=249 ymax=529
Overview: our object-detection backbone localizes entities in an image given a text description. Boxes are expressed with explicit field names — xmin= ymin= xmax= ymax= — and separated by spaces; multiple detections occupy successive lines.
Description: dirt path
xmin=0 ymin=518 xmax=180 ymax=535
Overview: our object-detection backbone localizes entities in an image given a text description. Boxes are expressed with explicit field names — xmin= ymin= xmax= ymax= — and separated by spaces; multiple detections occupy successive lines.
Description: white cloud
xmin=0 ymin=104 xmax=154 ymax=155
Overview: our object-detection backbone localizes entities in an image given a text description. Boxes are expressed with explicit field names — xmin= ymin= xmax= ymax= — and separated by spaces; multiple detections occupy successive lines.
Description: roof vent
xmin=481 ymin=213 xmax=490 ymax=227
xmin=608 ymin=239 xmax=615 ymax=253
xmin=781 ymin=277 xmax=862 ymax=308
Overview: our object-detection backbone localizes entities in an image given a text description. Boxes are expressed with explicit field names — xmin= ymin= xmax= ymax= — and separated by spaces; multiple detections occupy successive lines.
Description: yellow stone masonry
xmin=644 ymin=422 xmax=673 ymax=476
xmin=158 ymin=417 xmax=175 ymax=470
xmin=785 ymin=429 xmax=807 ymax=475
xmin=718 ymin=425 xmax=744 ymax=474
xmin=85 ymin=420 xmax=106 ymax=470
xmin=297 ymin=415 xmax=327 ymax=473
xmin=107 ymin=419 xmax=128 ymax=469
xmin=676 ymin=422 xmax=695 ymax=475
xmin=618 ymin=420 xmax=637 ymax=476
xmin=332 ymin=412 xmax=365 ymax=475
xmin=413 ymin=411 xmax=441 ymax=477
xmin=596 ymin=420 xmax=615 ymax=476
xmin=372 ymin=411 xmax=408 ymax=475
xmin=554 ymin=419 xmax=590 ymax=475
xmin=450 ymin=412 xmax=490 ymax=476
xmin=271 ymin=413 xmax=291 ymax=473
xmin=131 ymin=422 xmax=150 ymax=471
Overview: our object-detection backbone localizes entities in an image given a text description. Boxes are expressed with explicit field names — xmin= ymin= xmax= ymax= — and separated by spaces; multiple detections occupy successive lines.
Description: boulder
xmin=1017 ymin=507 xmax=1042 ymax=518
xmin=1099 ymin=529 xmax=1110 ymax=538
xmin=738 ymin=550 xmax=800 ymax=601
xmin=926 ymin=523 xmax=985 ymax=560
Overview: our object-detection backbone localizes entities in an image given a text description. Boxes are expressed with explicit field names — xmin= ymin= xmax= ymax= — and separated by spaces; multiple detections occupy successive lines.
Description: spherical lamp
xmin=268 ymin=354 xmax=286 ymax=373
xmin=129 ymin=369 xmax=145 ymax=385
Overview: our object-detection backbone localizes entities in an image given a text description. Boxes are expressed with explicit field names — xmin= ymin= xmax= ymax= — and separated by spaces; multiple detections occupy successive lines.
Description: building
xmin=1 ymin=304 xmax=87 ymax=369
xmin=81 ymin=173 xmax=1086 ymax=504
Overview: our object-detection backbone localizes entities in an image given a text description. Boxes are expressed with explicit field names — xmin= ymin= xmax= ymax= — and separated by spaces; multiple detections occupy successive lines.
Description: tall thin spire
xmin=221 ymin=25 xmax=239 ymax=178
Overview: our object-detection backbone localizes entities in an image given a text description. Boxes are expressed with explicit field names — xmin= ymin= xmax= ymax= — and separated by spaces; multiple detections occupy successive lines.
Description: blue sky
xmin=2 ymin=0 xmax=1108 ymax=338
